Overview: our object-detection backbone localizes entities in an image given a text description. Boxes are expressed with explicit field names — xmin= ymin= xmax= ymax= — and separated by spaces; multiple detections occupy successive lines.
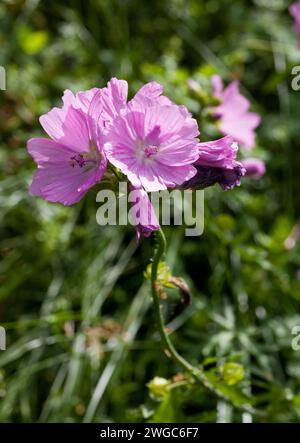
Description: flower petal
xmin=58 ymin=107 xmax=90 ymax=152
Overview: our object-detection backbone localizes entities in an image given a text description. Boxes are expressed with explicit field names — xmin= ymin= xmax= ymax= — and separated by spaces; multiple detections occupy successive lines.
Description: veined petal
xmin=58 ymin=107 xmax=90 ymax=152
xmin=156 ymin=140 xmax=199 ymax=166
xmin=28 ymin=136 xmax=105 ymax=205
xmin=76 ymin=88 xmax=99 ymax=113
xmin=39 ymin=106 xmax=67 ymax=140
xmin=130 ymin=81 xmax=172 ymax=109
xmin=29 ymin=163 xmax=99 ymax=205
xmin=138 ymin=164 xmax=167 ymax=192
xmin=39 ymin=88 xmax=98 ymax=140
xmin=150 ymin=162 xmax=197 ymax=188
xmin=107 ymin=77 xmax=128 ymax=113
xmin=27 ymin=138 xmax=74 ymax=164
xmin=144 ymin=105 xmax=186 ymax=141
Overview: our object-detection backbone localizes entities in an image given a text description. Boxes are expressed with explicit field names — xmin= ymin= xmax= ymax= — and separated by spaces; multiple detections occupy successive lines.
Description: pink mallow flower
xmin=289 ymin=1 xmax=300 ymax=49
xmin=27 ymin=77 xmax=132 ymax=206
xmin=241 ymin=158 xmax=266 ymax=179
xmin=91 ymin=79 xmax=172 ymax=131
xmin=181 ymin=136 xmax=245 ymax=191
xmin=211 ymin=75 xmax=260 ymax=150
xmin=129 ymin=187 xmax=160 ymax=241
xmin=104 ymin=101 xmax=200 ymax=192
xmin=28 ymin=88 xmax=108 ymax=205
xmin=28 ymin=78 xmax=193 ymax=205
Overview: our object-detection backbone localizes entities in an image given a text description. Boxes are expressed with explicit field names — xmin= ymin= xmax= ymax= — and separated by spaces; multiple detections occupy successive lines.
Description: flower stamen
xmin=144 ymin=145 xmax=158 ymax=158
xmin=69 ymin=141 xmax=102 ymax=170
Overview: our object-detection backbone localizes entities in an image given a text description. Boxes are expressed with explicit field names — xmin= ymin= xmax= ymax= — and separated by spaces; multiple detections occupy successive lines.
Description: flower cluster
xmin=27 ymin=77 xmax=256 ymax=238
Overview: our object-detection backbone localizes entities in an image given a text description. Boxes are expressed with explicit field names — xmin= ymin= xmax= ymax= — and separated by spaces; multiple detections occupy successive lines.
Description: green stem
xmin=151 ymin=228 xmax=196 ymax=373
xmin=150 ymin=228 xmax=262 ymax=416
xmin=109 ymin=164 xmax=123 ymax=181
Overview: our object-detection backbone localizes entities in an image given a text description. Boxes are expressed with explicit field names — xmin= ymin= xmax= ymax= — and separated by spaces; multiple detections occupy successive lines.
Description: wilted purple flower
xmin=104 ymin=99 xmax=200 ymax=192
xmin=289 ymin=1 xmax=300 ymax=48
xmin=241 ymin=158 xmax=266 ymax=179
xmin=212 ymin=75 xmax=260 ymax=150
xmin=181 ymin=136 xmax=245 ymax=190
xmin=28 ymin=92 xmax=108 ymax=206
xmin=130 ymin=187 xmax=160 ymax=241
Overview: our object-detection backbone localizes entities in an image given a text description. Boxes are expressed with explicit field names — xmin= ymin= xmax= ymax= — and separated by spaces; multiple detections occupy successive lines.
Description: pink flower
xmin=181 ymin=136 xmax=245 ymax=190
xmin=91 ymin=79 xmax=171 ymax=130
xmin=289 ymin=1 xmax=300 ymax=49
xmin=104 ymin=101 xmax=200 ymax=192
xmin=86 ymin=78 xmax=128 ymax=132
xmin=38 ymin=87 xmax=100 ymax=140
xmin=28 ymin=78 xmax=189 ymax=205
xmin=129 ymin=187 xmax=160 ymax=241
xmin=212 ymin=75 xmax=260 ymax=150
xmin=129 ymin=82 xmax=172 ymax=109
xmin=241 ymin=158 xmax=266 ymax=179
xmin=28 ymin=88 xmax=107 ymax=205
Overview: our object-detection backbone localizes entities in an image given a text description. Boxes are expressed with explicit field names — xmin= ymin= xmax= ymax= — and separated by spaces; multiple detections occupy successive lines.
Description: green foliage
xmin=0 ymin=0 xmax=300 ymax=423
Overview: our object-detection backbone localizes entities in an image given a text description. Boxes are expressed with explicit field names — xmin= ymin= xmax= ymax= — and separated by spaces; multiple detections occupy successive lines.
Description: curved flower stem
xmin=151 ymin=228 xmax=263 ymax=416
xmin=151 ymin=228 xmax=198 ymax=373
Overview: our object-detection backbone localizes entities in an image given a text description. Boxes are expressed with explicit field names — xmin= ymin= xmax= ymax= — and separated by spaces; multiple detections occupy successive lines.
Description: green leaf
xmin=148 ymin=392 xmax=175 ymax=423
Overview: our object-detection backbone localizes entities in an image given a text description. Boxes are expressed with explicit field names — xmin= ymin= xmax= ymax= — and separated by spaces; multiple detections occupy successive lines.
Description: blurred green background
xmin=1 ymin=0 xmax=300 ymax=423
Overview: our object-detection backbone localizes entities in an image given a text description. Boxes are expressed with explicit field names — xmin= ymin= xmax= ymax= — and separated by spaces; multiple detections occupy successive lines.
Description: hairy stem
xmin=150 ymin=228 xmax=261 ymax=416
xmin=151 ymin=228 xmax=197 ymax=373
